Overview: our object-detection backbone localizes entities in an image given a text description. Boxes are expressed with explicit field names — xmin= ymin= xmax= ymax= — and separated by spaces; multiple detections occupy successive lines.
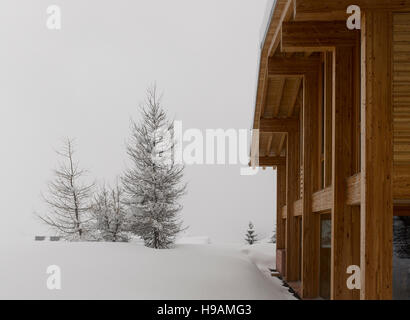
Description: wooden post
xmin=286 ymin=130 xmax=300 ymax=281
xmin=301 ymin=70 xmax=320 ymax=298
xmin=277 ymin=163 xmax=286 ymax=251
xmin=360 ymin=10 xmax=393 ymax=300
xmin=331 ymin=46 xmax=361 ymax=300
xmin=276 ymin=163 xmax=287 ymax=274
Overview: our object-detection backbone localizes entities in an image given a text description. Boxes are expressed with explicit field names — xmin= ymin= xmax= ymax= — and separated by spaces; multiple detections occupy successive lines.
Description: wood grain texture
xmin=324 ymin=52 xmax=333 ymax=188
xmin=360 ymin=10 xmax=393 ymax=300
xmin=346 ymin=174 xmax=361 ymax=206
xmin=331 ymin=46 xmax=361 ymax=300
xmin=282 ymin=21 xmax=358 ymax=52
xmin=312 ymin=187 xmax=332 ymax=213
xmin=286 ymin=130 xmax=301 ymax=281
xmin=260 ymin=118 xmax=299 ymax=133
xmin=301 ymin=70 xmax=321 ymax=298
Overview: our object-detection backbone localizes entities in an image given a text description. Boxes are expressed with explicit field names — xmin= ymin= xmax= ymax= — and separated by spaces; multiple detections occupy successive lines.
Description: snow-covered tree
xmin=122 ymin=86 xmax=186 ymax=249
xmin=92 ymin=182 xmax=129 ymax=242
xmin=245 ymin=221 xmax=258 ymax=245
xmin=39 ymin=138 xmax=94 ymax=241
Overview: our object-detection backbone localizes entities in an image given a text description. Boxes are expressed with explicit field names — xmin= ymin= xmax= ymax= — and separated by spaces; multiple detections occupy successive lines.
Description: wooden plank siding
xmin=393 ymin=12 xmax=410 ymax=200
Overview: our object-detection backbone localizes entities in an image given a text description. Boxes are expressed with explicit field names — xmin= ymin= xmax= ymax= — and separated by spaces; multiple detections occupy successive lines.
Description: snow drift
xmin=0 ymin=241 xmax=294 ymax=300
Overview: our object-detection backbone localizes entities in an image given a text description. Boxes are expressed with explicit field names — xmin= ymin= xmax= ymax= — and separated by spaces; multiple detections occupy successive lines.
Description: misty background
xmin=0 ymin=0 xmax=276 ymax=243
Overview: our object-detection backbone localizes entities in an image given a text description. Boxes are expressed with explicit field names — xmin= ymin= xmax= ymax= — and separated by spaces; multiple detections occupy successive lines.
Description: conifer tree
xmin=39 ymin=138 xmax=94 ymax=241
xmin=245 ymin=221 xmax=258 ymax=245
xmin=122 ymin=86 xmax=186 ymax=249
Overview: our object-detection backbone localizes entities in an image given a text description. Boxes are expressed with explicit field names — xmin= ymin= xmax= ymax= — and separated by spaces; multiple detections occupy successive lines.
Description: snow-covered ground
xmin=0 ymin=240 xmax=294 ymax=300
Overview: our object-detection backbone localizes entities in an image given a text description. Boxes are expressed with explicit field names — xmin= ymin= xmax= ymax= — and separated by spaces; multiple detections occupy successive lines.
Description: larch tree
xmin=122 ymin=86 xmax=186 ymax=249
xmin=39 ymin=138 xmax=94 ymax=241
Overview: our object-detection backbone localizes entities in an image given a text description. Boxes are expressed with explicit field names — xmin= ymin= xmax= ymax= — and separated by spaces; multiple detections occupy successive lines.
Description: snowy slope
xmin=0 ymin=241 xmax=294 ymax=300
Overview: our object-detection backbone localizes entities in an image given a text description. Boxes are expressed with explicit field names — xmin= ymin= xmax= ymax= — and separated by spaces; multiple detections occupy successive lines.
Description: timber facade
xmin=251 ymin=1 xmax=410 ymax=300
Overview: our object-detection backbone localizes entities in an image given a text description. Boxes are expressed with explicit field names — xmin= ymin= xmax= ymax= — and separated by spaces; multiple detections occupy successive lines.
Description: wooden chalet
xmin=251 ymin=0 xmax=410 ymax=300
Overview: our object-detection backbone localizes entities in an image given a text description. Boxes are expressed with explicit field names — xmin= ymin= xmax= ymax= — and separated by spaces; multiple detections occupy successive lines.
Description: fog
xmin=0 ymin=0 xmax=276 ymax=243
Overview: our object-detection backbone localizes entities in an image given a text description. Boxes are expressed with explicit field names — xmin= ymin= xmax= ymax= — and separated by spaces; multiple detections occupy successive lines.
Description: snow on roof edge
xmin=259 ymin=0 xmax=277 ymax=49
xmin=250 ymin=0 xmax=277 ymax=137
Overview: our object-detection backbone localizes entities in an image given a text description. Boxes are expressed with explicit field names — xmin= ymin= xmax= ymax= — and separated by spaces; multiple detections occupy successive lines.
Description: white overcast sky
xmin=0 ymin=0 xmax=276 ymax=243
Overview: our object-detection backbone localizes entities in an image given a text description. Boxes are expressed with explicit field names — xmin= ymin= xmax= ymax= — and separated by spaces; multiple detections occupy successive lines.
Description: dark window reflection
xmin=393 ymin=216 xmax=410 ymax=300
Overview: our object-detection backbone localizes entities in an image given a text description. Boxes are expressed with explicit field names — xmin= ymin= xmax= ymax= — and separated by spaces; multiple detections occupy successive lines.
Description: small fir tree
xmin=245 ymin=221 xmax=258 ymax=245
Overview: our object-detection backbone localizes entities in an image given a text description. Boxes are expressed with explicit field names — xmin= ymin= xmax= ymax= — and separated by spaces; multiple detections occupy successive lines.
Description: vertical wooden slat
xmin=324 ymin=52 xmax=333 ymax=188
xmin=353 ymin=34 xmax=362 ymax=173
xmin=351 ymin=206 xmax=361 ymax=300
xmin=360 ymin=10 xmax=393 ymax=300
xmin=317 ymin=61 xmax=324 ymax=191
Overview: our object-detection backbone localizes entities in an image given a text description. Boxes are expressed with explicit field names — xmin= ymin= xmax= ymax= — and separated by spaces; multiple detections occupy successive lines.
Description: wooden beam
xmin=259 ymin=156 xmax=287 ymax=167
xmin=295 ymin=0 xmax=410 ymax=22
xmin=346 ymin=174 xmax=361 ymax=206
xmin=310 ymin=181 xmax=363 ymax=213
xmin=266 ymin=135 xmax=273 ymax=156
xmin=294 ymin=200 xmax=302 ymax=217
xmin=394 ymin=202 xmax=410 ymax=216
xmin=268 ymin=0 xmax=295 ymax=57
xmin=312 ymin=187 xmax=332 ymax=213
xmin=277 ymin=134 xmax=286 ymax=156
xmin=282 ymin=21 xmax=358 ymax=52
xmin=260 ymin=118 xmax=299 ymax=133
xmin=268 ymin=56 xmax=321 ymax=76
xmin=260 ymin=68 xmax=270 ymax=118
xmin=273 ymin=78 xmax=286 ymax=117
xmin=360 ymin=10 xmax=393 ymax=300
xmin=287 ymin=78 xmax=302 ymax=117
